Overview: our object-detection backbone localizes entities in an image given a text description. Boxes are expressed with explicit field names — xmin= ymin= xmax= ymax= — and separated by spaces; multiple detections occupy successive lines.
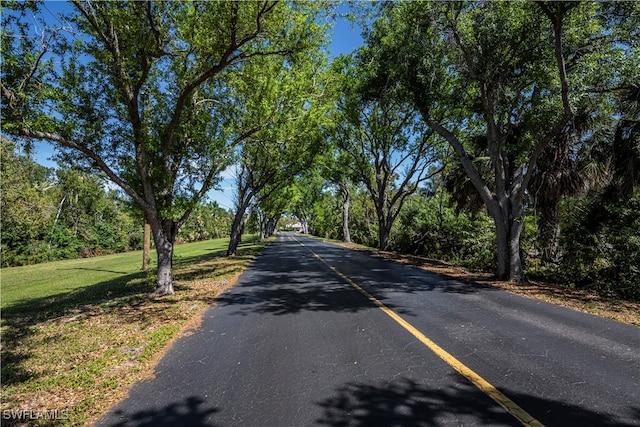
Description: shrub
xmin=559 ymin=190 xmax=640 ymax=300
xmin=392 ymin=192 xmax=495 ymax=270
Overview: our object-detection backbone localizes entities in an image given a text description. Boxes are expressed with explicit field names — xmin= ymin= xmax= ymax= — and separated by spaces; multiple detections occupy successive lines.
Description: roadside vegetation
xmin=3 ymin=2 xmax=638 ymax=299
xmin=1 ymin=236 xmax=269 ymax=426
xmin=1 ymin=1 xmax=638 ymax=423
xmin=1 ymin=138 xmax=235 ymax=267
xmin=323 ymin=239 xmax=640 ymax=328
xmin=308 ymin=186 xmax=640 ymax=304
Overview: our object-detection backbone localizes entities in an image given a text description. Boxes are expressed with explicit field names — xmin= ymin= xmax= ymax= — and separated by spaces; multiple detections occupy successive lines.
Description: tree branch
xmin=425 ymin=117 xmax=497 ymax=211
xmin=17 ymin=127 xmax=149 ymax=211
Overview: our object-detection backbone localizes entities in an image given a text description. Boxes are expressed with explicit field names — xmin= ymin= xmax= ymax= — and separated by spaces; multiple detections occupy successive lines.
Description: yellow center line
xmin=294 ymin=236 xmax=544 ymax=427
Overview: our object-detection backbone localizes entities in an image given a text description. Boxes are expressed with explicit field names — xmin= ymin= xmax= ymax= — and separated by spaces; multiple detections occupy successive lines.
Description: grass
xmin=0 ymin=235 xmax=270 ymax=426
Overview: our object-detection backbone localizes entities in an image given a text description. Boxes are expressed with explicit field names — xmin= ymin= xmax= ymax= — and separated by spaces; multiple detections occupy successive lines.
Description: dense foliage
xmin=2 ymin=1 xmax=638 ymax=300
xmin=1 ymin=140 xmax=141 ymax=266
xmin=1 ymin=139 xmax=234 ymax=266
xmin=392 ymin=191 xmax=496 ymax=270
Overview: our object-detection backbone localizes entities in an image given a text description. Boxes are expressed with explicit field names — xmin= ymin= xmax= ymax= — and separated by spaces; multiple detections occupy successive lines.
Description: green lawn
xmin=0 ymin=238 xmax=232 ymax=309
xmin=0 ymin=235 xmax=266 ymax=426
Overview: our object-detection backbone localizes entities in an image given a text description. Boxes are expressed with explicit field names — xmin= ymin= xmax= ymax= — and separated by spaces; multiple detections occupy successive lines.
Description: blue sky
xmin=26 ymin=3 xmax=364 ymax=210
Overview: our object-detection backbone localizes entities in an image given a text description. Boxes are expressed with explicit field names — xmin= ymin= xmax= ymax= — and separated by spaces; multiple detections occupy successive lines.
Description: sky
xmin=26 ymin=2 xmax=364 ymax=211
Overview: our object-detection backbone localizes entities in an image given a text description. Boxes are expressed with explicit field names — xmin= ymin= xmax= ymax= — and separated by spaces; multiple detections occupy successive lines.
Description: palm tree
xmin=529 ymin=107 xmax=610 ymax=264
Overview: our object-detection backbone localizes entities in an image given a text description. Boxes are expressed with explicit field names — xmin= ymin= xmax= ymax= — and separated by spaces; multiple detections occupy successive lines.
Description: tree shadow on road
xmin=214 ymin=237 xmax=492 ymax=317
xmin=307 ymin=239 xmax=496 ymax=297
xmin=315 ymin=376 xmax=640 ymax=427
xmin=215 ymin=277 xmax=381 ymax=316
xmin=100 ymin=396 xmax=219 ymax=427
xmin=214 ymin=239 xmax=412 ymax=316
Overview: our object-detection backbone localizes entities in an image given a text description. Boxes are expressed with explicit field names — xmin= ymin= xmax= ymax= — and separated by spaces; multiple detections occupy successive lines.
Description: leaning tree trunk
xmin=227 ymin=202 xmax=251 ymax=256
xmin=340 ymin=184 xmax=351 ymax=243
xmin=150 ymin=219 xmax=178 ymax=295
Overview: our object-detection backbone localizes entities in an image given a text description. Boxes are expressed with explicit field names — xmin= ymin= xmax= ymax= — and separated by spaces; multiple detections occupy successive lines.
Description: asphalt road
xmin=97 ymin=232 xmax=640 ymax=427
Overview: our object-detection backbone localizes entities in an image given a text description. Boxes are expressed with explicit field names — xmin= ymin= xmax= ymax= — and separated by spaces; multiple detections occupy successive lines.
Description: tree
xmin=332 ymin=55 xmax=441 ymax=251
xmin=362 ymin=1 xmax=592 ymax=281
xmin=2 ymin=1 xmax=326 ymax=294
xmin=315 ymin=71 xmax=357 ymax=243
xmin=0 ymin=138 xmax=53 ymax=264
xmin=225 ymin=51 xmax=330 ymax=255
xmin=322 ymin=151 xmax=356 ymax=243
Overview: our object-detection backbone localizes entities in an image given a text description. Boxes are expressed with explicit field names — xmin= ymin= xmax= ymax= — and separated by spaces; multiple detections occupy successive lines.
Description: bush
xmin=392 ymin=192 xmax=495 ymax=270
xmin=559 ymin=190 xmax=640 ymax=300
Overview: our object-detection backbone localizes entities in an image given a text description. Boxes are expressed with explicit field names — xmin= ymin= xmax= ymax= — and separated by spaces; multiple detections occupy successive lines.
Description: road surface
xmin=97 ymin=232 xmax=640 ymax=426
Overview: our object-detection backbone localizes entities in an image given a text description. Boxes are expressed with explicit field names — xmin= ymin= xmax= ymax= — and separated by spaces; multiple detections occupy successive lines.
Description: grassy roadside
xmin=1 ymin=236 xmax=270 ymax=426
xmin=320 ymin=239 xmax=640 ymax=327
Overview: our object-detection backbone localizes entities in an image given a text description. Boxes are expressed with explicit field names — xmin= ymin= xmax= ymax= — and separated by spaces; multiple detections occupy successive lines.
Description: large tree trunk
xmin=150 ymin=219 xmax=178 ymax=295
xmin=377 ymin=211 xmax=392 ymax=251
xmin=491 ymin=200 xmax=524 ymax=283
xmin=378 ymin=228 xmax=391 ymax=251
xmin=340 ymin=184 xmax=351 ymax=243
xmin=227 ymin=213 xmax=244 ymax=256
xmin=259 ymin=216 xmax=268 ymax=241
xmin=227 ymin=202 xmax=251 ymax=256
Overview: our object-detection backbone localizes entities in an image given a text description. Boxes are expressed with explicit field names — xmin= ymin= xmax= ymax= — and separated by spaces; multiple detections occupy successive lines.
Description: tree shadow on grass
xmin=1 ymin=269 xmax=152 ymax=388
xmin=0 ymin=241 xmax=264 ymax=390
xmin=316 ymin=376 xmax=640 ymax=427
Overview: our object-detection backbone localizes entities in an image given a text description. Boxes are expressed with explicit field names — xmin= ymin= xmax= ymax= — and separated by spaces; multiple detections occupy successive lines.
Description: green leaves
xmin=2 ymin=0 xmax=330 ymax=223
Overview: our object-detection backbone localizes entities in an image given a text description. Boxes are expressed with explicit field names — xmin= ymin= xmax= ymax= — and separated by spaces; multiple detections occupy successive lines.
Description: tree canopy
xmin=2 ymin=0 xmax=638 ymax=300
xmin=1 ymin=0 xmax=330 ymax=294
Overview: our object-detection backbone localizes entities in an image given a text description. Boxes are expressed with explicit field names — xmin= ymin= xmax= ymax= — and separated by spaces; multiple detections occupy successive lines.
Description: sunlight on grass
xmin=1 ymin=237 xmax=233 ymax=308
xmin=0 ymin=235 xmax=268 ymax=426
